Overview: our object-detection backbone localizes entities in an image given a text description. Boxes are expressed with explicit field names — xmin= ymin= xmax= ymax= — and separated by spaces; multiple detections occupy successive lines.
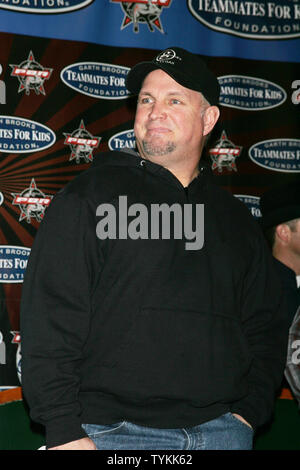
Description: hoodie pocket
xmin=100 ymin=307 xmax=251 ymax=405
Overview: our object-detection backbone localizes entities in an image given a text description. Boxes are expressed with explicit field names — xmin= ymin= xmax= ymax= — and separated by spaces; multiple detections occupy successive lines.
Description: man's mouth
xmin=146 ymin=127 xmax=170 ymax=135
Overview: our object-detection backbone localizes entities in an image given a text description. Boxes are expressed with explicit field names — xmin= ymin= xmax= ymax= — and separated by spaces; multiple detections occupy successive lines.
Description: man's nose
xmin=148 ymin=101 xmax=167 ymax=120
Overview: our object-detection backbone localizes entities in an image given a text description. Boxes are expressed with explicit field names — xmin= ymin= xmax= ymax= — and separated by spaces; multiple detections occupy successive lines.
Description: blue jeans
xmin=82 ymin=413 xmax=253 ymax=450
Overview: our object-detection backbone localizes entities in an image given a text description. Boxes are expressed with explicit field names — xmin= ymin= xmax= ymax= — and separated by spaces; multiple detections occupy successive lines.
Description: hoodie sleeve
xmin=20 ymin=190 xmax=102 ymax=448
xmin=230 ymin=230 xmax=290 ymax=430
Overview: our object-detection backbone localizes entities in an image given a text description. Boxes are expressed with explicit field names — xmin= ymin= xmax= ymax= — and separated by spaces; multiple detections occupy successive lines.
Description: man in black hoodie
xmin=20 ymin=48 xmax=289 ymax=450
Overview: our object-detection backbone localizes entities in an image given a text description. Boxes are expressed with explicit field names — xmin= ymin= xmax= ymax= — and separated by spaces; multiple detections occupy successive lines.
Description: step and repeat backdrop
xmin=0 ymin=0 xmax=299 ymax=395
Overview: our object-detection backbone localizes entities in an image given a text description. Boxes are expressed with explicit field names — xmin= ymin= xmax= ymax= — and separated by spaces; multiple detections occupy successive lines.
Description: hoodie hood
xmin=91 ymin=149 xmax=213 ymax=191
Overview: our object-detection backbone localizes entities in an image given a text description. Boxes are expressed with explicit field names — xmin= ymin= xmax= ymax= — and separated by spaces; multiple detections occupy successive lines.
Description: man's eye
xmin=139 ymin=97 xmax=152 ymax=104
xmin=170 ymin=99 xmax=181 ymax=105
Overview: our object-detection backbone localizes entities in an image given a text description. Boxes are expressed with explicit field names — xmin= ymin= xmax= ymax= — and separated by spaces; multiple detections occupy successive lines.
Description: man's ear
xmin=275 ymin=223 xmax=291 ymax=244
xmin=203 ymin=106 xmax=220 ymax=136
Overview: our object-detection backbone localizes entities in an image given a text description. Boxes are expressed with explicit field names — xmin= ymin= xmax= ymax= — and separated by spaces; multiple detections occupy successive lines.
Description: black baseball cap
xmin=260 ymin=180 xmax=300 ymax=230
xmin=126 ymin=47 xmax=220 ymax=106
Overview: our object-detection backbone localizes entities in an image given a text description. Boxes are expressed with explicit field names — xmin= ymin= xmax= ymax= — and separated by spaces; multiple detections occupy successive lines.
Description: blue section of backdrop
xmin=0 ymin=0 xmax=299 ymax=62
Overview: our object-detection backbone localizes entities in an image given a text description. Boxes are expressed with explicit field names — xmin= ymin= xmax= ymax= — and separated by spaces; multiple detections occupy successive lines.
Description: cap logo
xmin=155 ymin=49 xmax=181 ymax=65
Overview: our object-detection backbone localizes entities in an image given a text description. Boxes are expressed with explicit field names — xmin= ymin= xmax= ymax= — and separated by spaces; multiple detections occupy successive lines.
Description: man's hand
xmin=48 ymin=437 xmax=97 ymax=450
xmin=232 ymin=413 xmax=253 ymax=429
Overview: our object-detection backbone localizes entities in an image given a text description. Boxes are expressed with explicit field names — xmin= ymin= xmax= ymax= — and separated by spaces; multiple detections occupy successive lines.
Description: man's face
xmin=134 ymin=69 xmax=213 ymax=167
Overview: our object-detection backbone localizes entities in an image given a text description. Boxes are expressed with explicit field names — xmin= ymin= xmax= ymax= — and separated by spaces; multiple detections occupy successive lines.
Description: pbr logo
xmin=64 ymin=120 xmax=101 ymax=163
xmin=209 ymin=131 xmax=242 ymax=172
xmin=111 ymin=0 xmax=172 ymax=33
xmin=12 ymin=179 xmax=52 ymax=223
xmin=10 ymin=51 xmax=53 ymax=95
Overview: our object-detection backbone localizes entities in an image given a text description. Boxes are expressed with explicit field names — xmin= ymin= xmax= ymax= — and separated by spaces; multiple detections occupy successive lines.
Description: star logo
xmin=209 ymin=131 xmax=242 ymax=173
xmin=111 ymin=0 xmax=172 ymax=33
xmin=64 ymin=120 xmax=101 ymax=164
xmin=10 ymin=51 xmax=52 ymax=95
xmin=12 ymin=179 xmax=52 ymax=223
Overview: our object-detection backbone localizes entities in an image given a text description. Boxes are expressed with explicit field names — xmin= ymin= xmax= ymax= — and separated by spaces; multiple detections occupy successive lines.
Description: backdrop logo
xmin=249 ymin=139 xmax=300 ymax=173
xmin=292 ymin=80 xmax=300 ymax=105
xmin=234 ymin=195 xmax=262 ymax=219
xmin=61 ymin=62 xmax=130 ymax=99
xmin=0 ymin=246 xmax=31 ymax=283
xmin=64 ymin=120 xmax=101 ymax=163
xmin=0 ymin=116 xmax=56 ymax=153
xmin=0 ymin=64 xmax=5 ymax=104
xmin=111 ymin=0 xmax=172 ymax=33
xmin=0 ymin=0 xmax=94 ymax=13
xmin=219 ymin=75 xmax=287 ymax=110
xmin=10 ymin=51 xmax=52 ymax=96
xmin=12 ymin=179 xmax=53 ymax=223
xmin=187 ymin=0 xmax=300 ymax=39
xmin=108 ymin=129 xmax=136 ymax=151
xmin=209 ymin=131 xmax=242 ymax=172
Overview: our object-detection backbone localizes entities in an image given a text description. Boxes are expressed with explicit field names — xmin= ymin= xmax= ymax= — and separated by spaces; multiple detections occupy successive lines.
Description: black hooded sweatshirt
xmin=20 ymin=151 xmax=288 ymax=448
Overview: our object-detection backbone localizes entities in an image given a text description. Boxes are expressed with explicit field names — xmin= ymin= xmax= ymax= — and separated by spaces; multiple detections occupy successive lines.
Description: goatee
xmin=142 ymin=140 xmax=176 ymax=157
